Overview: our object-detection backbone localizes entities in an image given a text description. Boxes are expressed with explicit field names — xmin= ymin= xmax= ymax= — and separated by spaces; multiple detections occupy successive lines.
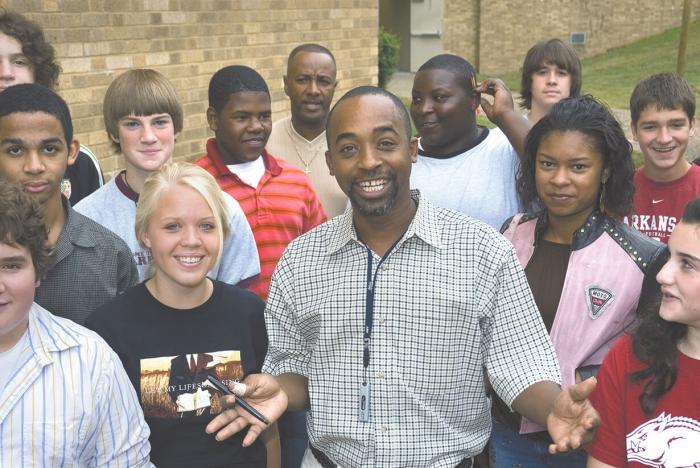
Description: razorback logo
xmin=627 ymin=412 xmax=700 ymax=467
xmin=585 ymin=285 xmax=614 ymax=319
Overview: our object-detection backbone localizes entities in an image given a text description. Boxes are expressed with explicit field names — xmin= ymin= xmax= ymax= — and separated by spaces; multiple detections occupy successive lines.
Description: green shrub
xmin=378 ymin=26 xmax=400 ymax=88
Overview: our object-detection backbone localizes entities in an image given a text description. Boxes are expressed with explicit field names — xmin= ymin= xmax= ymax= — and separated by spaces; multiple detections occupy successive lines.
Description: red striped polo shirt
xmin=196 ymin=138 xmax=327 ymax=302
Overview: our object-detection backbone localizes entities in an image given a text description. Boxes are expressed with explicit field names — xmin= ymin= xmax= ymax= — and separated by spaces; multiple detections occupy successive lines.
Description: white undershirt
xmin=226 ymin=156 xmax=265 ymax=189
xmin=0 ymin=329 xmax=28 ymax=391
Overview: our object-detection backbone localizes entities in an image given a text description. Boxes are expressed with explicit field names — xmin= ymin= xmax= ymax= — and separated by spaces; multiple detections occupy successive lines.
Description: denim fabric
xmin=489 ymin=420 xmax=587 ymax=468
xmin=279 ymin=410 xmax=309 ymax=468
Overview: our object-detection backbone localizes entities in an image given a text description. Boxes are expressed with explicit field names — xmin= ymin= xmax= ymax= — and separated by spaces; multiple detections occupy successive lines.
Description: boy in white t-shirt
xmin=409 ymin=54 xmax=529 ymax=229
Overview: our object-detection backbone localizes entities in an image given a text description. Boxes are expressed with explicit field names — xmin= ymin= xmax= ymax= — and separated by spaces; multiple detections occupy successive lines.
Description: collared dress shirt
xmin=34 ymin=197 xmax=138 ymax=325
xmin=0 ymin=303 xmax=152 ymax=467
xmin=263 ymin=190 xmax=561 ymax=468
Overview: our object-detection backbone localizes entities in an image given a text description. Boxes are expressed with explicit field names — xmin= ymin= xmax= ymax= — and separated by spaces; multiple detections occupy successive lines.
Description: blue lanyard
xmin=362 ymin=239 xmax=401 ymax=382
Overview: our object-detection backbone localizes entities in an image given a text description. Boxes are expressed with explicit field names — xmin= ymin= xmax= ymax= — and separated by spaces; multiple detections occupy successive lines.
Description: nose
xmin=140 ymin=124 xmax=157 ymax=143
xmin=357 ymin=145 xmax=381 ymax=172
xmin=307 ymin=78 xmax=320 ymax=95
xmin=550 ymin=167 xmax=570 ymax=186
xmin=656 ymin=258 xmax=674 ymax=286
xmin=657 ymin=125 xmax=672 ymax=144
xmin=248 ymin=117 xmax=265 ymax=133
xmin=0 ymin=59 xmax=13 ymax=79
xmin=180 ymin=225 xmax=202 ymax=246
xmin=546 ymin=69 xmax=557 ymax=84
xmin=24 ymin=151 xmax=45 ymax=174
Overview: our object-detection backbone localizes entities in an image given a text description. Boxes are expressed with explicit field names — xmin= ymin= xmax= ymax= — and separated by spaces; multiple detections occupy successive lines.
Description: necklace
xmin=286 ymin=120 xmax=325 ymax=175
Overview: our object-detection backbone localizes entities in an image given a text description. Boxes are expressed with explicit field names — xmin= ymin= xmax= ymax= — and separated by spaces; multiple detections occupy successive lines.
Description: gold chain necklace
xmin=286 ymin=120 xmax=325 ymax=175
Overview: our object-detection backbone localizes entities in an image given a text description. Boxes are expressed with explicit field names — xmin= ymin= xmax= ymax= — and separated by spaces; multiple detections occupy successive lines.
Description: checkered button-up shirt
xmin=263 ymin=191 xmax=560 ymax=468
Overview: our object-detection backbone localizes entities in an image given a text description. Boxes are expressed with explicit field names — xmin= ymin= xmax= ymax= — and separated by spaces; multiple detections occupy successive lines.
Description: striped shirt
xmin=197 ymin=139 xmax=327 ymax=302
xmin=0 ymin=303 xmax=152 ymax=467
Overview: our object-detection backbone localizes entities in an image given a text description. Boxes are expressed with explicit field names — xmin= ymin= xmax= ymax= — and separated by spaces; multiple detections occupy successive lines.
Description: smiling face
xmin=326 ymin=93 xmax=417 ymax=218
xmin=0 ymin=111 xmax=79 ymax=206
xmin=657 ymin=221 xmax=700 ymax=329
xmin=284 ymin=51 xmax=337 ymax=129
xmin=141 ymin=184 xmax=220 ymax=291
xmin=115 ymin=113 xmax=177 ymax=177
xmin=0 ymin=241 xmax=37 ymax=351
xmin=410 ymin=68 xmax=477 ymax=156
xmin=529 ymin=62 xmax=571 ymax=116
xmin=207 ymin=91 xmax=272 ymax=165
xmin=0 ymin=32 xmax=35 ymax=93
xmin=632 ymin=106 xmax=695 ymax=182
xmin=535 ymin=130 xmax=606 ymax=227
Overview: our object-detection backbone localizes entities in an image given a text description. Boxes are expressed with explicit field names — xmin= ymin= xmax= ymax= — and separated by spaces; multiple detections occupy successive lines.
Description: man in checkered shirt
xmin=208 ymin=86 xmax=600 ymax=467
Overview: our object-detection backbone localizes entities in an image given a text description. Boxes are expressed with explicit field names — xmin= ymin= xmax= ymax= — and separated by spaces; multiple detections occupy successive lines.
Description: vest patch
xmin=585 ymin=285 xmax=614 ymax=319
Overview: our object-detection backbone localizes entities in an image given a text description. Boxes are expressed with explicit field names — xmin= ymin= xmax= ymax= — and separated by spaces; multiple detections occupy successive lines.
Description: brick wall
xmin=443 ymin=0 xmax=479 ymax=69
xmin=5 ymin=0 xmax=378 ymax=178
xmin=443 ymin=0 xmax=700 ymax=74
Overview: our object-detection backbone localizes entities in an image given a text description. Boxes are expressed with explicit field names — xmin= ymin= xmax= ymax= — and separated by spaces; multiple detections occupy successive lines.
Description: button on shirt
xmin=263 ymin=190 xmax=561 ymax=468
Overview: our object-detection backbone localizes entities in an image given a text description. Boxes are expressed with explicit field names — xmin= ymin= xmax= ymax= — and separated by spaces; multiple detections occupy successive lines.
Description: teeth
xmin=359 ymin=179 xmax=387 ymax=192
xmin=178 ymin=256 xmax=203 ymax=265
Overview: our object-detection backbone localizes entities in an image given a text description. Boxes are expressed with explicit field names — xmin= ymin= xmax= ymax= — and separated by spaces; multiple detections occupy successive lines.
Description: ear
xmin=630 ymin=121 xmax=638 ymax=141
xmin=325 ymin=149 xmax=335 ymax=176
xmin=689 ymin=117 xmax=696 ymax=137
xmin=409 ymin=136 xmax=419 ymax=164
xmin=141 ymin=231 xmax=152 ymax=249
xmin=283 ymin=75 xmax=290 ymax=98
xmin=470 ymin=92 xmax=481 ymax=112
xmin=67 ymin=139 xmax=80 ymax=166
xmin=109 ymin=133 xmax=120 ymax=144
xmin=602 ymin=167 xmax=611 ymax=184
xmin=206 ymin=107 xmax=219 ymax=132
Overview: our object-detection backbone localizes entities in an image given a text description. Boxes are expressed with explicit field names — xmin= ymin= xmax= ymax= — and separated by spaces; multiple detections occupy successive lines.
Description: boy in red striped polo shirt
xmin=196 ymin=65 xmax=327 ymax=303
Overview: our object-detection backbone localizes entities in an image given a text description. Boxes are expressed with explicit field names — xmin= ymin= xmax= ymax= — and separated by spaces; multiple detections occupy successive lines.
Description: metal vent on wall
xmin=570 ymin=32 xmax=587 ymax=45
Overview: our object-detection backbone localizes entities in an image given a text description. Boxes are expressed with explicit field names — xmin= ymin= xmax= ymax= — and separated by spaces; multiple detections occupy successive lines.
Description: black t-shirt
xmin=86 ymin=280 xmax=268 ymax=468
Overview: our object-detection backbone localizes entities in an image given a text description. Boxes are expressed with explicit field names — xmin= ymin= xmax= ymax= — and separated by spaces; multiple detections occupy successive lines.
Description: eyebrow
xmin=0 ymin=256 xmax=28 ymax=263
xmin=334 ymin=126 xmax=399 ymax=144
xmin=678 ymin=252 xmax=700 ymax=263
xmin=0 ymin=138 xmax=24 ymax=145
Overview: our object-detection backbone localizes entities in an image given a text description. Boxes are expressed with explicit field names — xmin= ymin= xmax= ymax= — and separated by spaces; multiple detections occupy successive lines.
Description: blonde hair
xmin=103 ymin=68 xmax=183 ymax=152
xmin=135 ymin=163 xmax=230 ymax=276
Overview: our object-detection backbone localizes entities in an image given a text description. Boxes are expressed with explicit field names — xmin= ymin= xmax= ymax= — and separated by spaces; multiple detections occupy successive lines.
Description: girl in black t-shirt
xmin=87 ymin=163 xmax=277 ymax=468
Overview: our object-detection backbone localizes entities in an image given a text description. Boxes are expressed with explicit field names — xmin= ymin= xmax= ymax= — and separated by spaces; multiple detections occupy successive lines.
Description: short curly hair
xmin=0 ymin=179 xmax=52 ymax=279
xmin=0 ymin=10 xmax=61 ymax=90
xmin=518 ymin=95 xmax=635 ymax=217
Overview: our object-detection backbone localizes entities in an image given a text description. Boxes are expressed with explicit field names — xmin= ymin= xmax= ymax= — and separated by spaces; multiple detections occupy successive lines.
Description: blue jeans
xmin=489 ymin=420 xmax=587 ymax=468
xmin=278 ymin=410 xmax=309 ymax=468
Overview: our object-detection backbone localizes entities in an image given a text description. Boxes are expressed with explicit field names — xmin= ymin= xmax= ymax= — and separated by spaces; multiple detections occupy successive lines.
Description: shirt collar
xmin=27 ymin=303 xmax=81 ymax=364
xmin=326 ymin=189 xmax=443 ymax=255
xmin=52 ymin=197 xmax=98 ymax=264
xmin=287 ymin=117 xmax=327 ymax=147
xmin=205 ymin=138 xmax=282 ymax=177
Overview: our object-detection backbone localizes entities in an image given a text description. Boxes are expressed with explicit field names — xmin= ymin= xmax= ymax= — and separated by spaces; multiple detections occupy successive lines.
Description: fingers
xmin=230 ymin=381 xmax=247 ymax=397
xmin=480 ymin=96 xmax=493 ymax=117
xmin=569 ymin=376 xmax=597 ymax=401
xmin=205 ymin=408 xmax=248 ymax=439
xmin=243 ymin=424 xmax=265 ymax=447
